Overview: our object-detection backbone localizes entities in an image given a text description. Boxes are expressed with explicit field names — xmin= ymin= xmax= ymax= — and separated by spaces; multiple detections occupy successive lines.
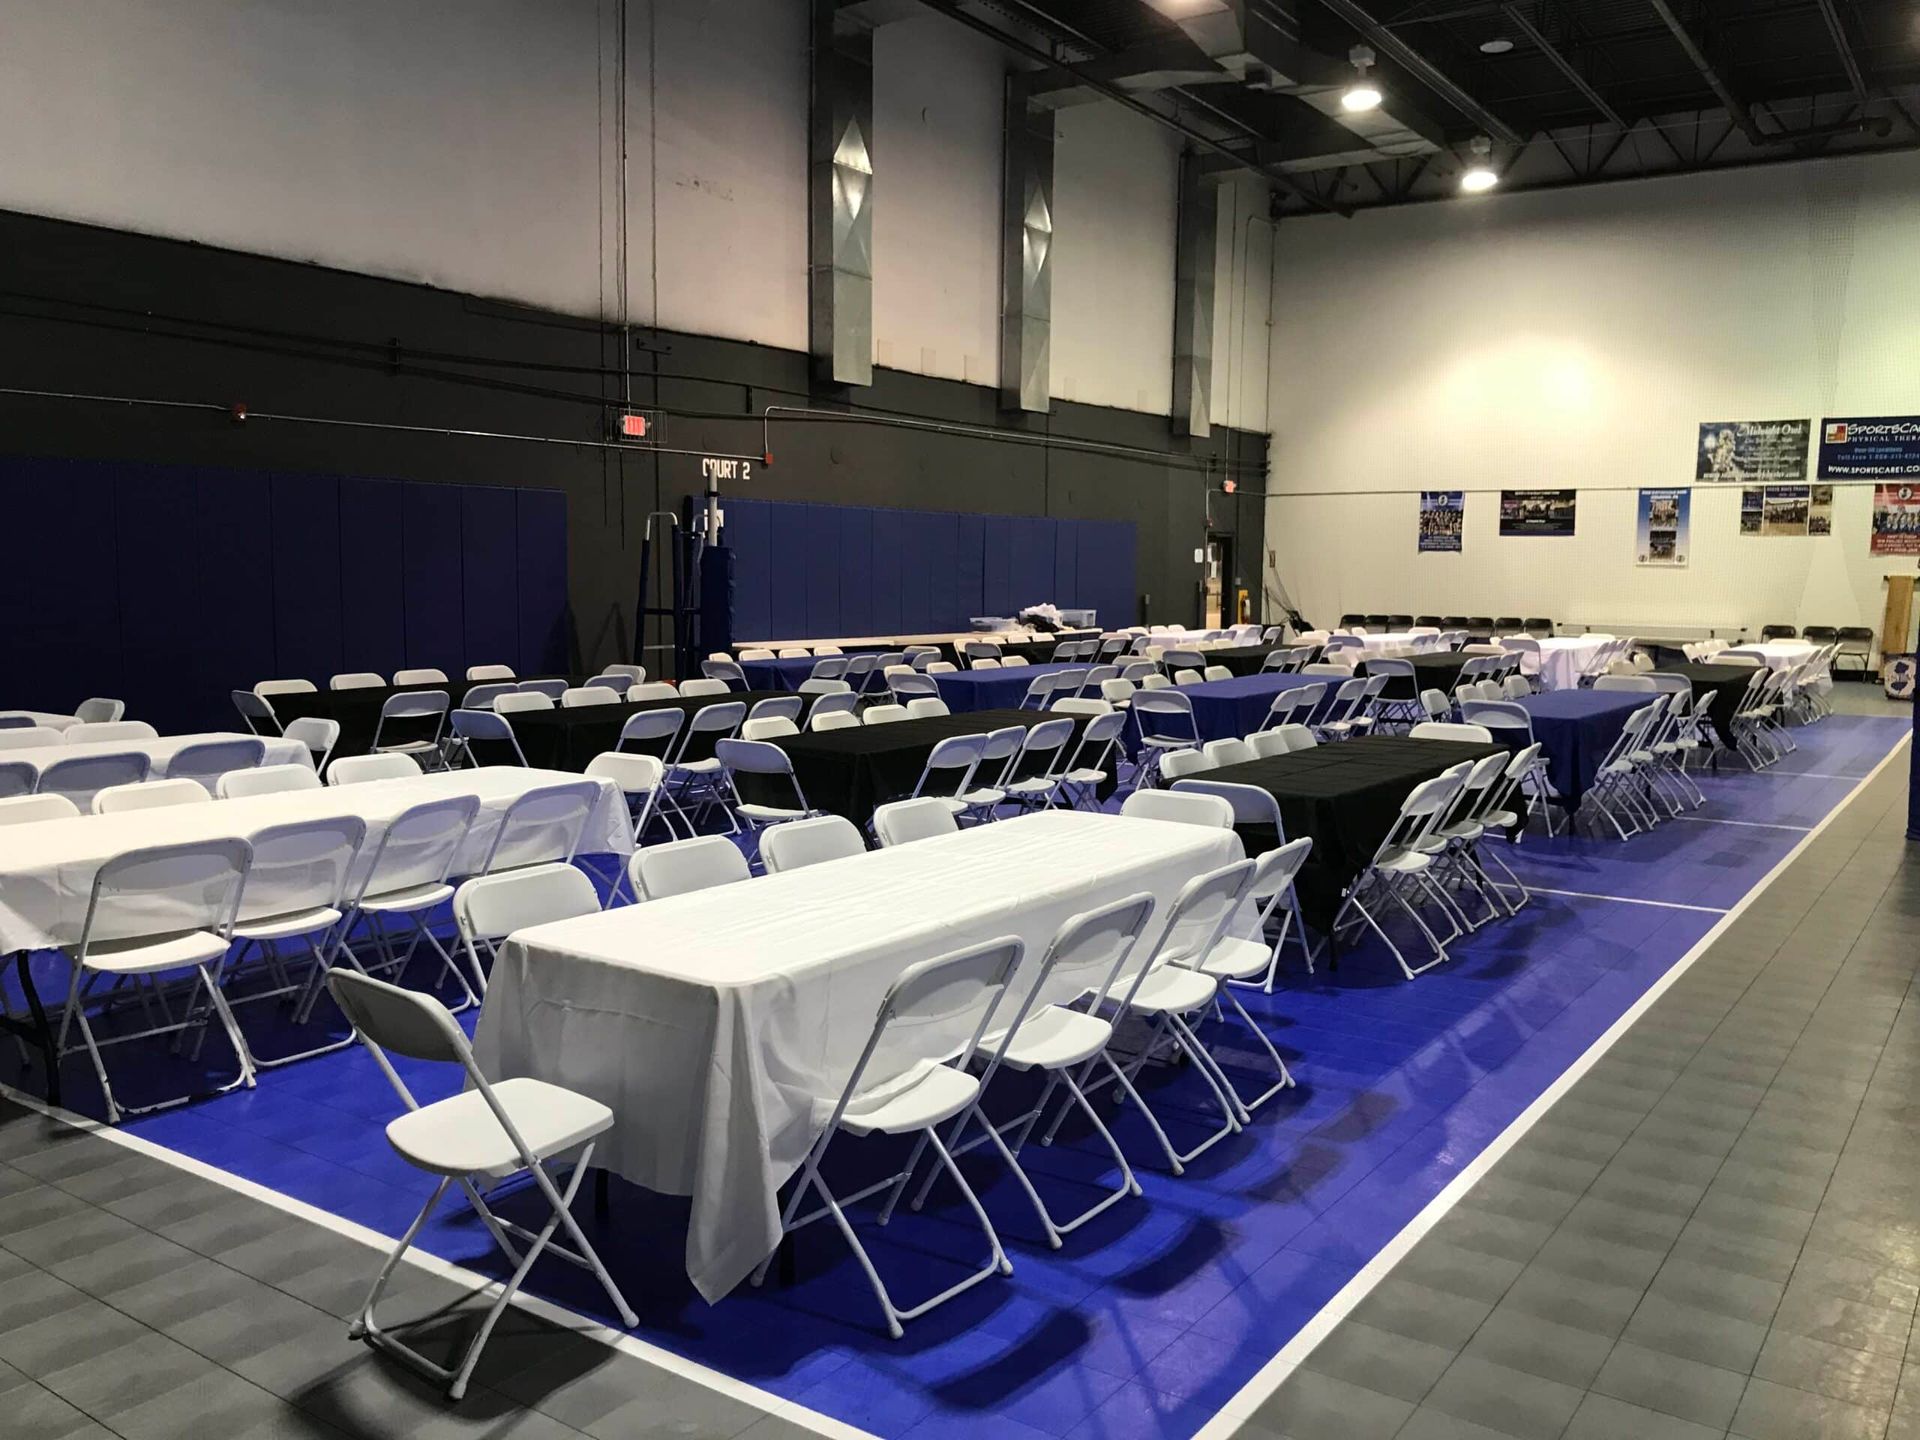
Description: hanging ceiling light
xmin=1460 ymin=135 xmax=1499 ymax=192
xmin=1341 ymin=45 xmax=1382 ymax=112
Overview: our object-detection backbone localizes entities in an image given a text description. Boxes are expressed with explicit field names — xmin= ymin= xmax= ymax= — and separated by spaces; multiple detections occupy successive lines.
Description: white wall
xmin=1262 ymin=148 xmax=1920 ymax=637
xmin=0 ymin=0 xmax=1271 ymax=422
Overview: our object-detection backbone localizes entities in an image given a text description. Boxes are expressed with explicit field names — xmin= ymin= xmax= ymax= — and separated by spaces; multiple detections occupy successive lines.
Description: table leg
xmin=8 ymin=951 xmax=60 ymax=1108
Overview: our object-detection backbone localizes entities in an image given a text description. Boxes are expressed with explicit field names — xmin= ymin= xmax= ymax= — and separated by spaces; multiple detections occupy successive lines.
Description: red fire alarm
xmin=1222 ymin=478 xmax=1237 ymax=495
xmin=606 ymin=409 xmax=662 ymax=443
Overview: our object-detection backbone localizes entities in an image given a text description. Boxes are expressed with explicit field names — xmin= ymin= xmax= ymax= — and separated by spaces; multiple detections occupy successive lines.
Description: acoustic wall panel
xmin=269 ymin=472 xmax=344 ymax=685
xmin=724 ymin=498 xmax=1136 ymax=639
xmin=514 ymin=488 xmax=570 ymax=675
xmin=199 ymin=466 xmax=278 ymax=712
xmin=1 ymin=459 xmax=124 ymax=716
xmin=461 ymin=486 xmax=521 ymax=673
xmin=401 ymin=483 xmax=465 ymax=669
xmin=339 ymin=477 xmax=409 ymax=681
xmin=115 ymin=466 xmax=206 ymax=735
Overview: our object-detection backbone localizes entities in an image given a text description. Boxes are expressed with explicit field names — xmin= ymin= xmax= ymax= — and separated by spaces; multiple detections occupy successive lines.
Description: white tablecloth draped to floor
xmin=1533 ymin=634 xmax=1615 ymax=689
xmin=1740 ymin=641 xmax=1820 ymax=670
xmin=0 ymin=767 xmax=631 ymax=953
xmin=2 ymin=732 xmax=311 ymax=781
xmin=472 ymin=809 xmax=1248 ymax=1302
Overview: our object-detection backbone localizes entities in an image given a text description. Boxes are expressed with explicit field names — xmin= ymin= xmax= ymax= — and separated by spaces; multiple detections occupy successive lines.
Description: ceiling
xmin=946 ymin=0 xmax=1920 ymax=210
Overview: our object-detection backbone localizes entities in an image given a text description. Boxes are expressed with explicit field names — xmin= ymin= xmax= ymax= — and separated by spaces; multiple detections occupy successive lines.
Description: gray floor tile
xmin=1390 ymin=1407 xmax=1519 ymax=1440
xmin=1459 ymin=1306 xmax=1614 ymax=1390
xmin=1244 ymin=1367 xmax=1414 ymax=1440
xmin=1769 ymin=1288 xmax=1913 ymax=1357
xmin=1347 ymin=1278 xmax=1493 ymax=1350
xmin=1498 ymin=1266 xmax=1644 ymax=1339
xmin=1561 ymin=1391 xmax=1728 ymax=1440
xmin=1591 ymin=1341 xmax=1749 ymax=1430
xmin=1420 ymin=1354 xmax=1585 ymax=1440
xmin=1622 ymin=1292 xmax=1770 ymax=1374
xmin=1647 ymin=1258 xmax=1787 ymax=1327
xmin=1299 ymin=1319 xmax=1456 ymax=1404
xmin=1751 ymin=1330 xmax=1902 ymax=1410
xmin=1729 ymin=1376 xmax=1888 ymax=1440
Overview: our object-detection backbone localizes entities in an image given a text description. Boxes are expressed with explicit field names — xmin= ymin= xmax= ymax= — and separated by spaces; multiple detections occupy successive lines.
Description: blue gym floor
xmin=10 ymin=711 xmax=1908 ymax=1440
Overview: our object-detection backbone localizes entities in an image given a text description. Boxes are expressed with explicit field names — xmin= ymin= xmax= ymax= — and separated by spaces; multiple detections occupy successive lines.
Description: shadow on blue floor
xmin=5 ymin=713 xmax=1906 ymax=1440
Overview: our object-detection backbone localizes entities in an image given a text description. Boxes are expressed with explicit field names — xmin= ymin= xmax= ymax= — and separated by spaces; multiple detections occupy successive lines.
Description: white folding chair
xmin=222 ymin=814 xmax=367 ymax=1067
xmin=902 ymin=894 xmax=1158 ymax=1248
xmin=56 ymin=838 xmax=255 ymax=1124
xmin=466 ymin=664 xmax=517 ymax=682
xmin=716 ymin=737 xmax=820 ymax=866
xmin=1130 ymin=692 xmax=1201 ymax=787
xmin=873 ymin=796 xmax=960 ymax=847
xmin=666 ymin=701 xmax=747 ymax=829
xmin=561 ymin=687 xmax=618 ymax=708
xmin=37 ymin=752 xmax=151 ymax=810
xmin=747 ymin=695 xmax=805 ymax=728
xmin=92 ymin=777 xmax=212 ymax=814
xmin=627 ymin=833 xmax=750 ymax=900
xmin=328 ymin=753 xmax=423 ymax=785
xmin=480 ymin=780 xmax=600 ymax=877
xmin=285 ymin=717 xmax=341 ymax=776
xmin=615 ymin=706 xmax=684 ymax=760
xmin=165 ymin=737 xmax=269 ymax=790
xmin=454 ymin=863 xmax=600 ymax=1006
xmin=450 ymin=708 xmax=528 ymax=767
xmin=65 ymin=721 xmax=159 ymax=744
xmin=256 ymin=679 xmax=317 ymax=697
xmin=585 ymin=750 xmax=688 ymax=856
xmin=331 ymin=673 xmax=386 ymax=690
xmin=370 ymin=692 xmax=449 ymax=767
xmin=1055 ymin=710 xmax=1128 ymax=810
xmin=761 ymin=814 xmax=866 ymax=873
xmin=327 ymin=970 xmax=636 ymax=1398
xmin=1170 ymin=783 xmax=1313 ymax=988
xmin=0 ymin=793 xmax=78 ymax=824
xmin=232 ymin=690 xmax=283 ymax=736
xmin=810 ymin=711 xmax=860 ymax=732
xmin=1322 ymin=770 xmax=1467 ymax=978
xmin=75 ymin=698 xmax=126 ymax=724
xmin=626 ymin=682 xmax=678 ymax=702
xmin=393 ymin=668 xmax=448 ymax=686
xmin=998 ymin=717 xmax=1077 ymax=811
xmin=1120 ymin=789 xmax=1232 ymax=827
xmin=749 ymin=937 xmax=1024 ymax=1337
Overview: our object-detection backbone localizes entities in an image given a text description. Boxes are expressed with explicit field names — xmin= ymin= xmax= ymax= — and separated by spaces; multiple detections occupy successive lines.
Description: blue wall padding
xmin=0 ymin=456 xmax=568 ymax=729
xmin=722 ymin=498 xmax=1137 ymax=639
xmin=461 ymin=486 xmax=521 ymax=671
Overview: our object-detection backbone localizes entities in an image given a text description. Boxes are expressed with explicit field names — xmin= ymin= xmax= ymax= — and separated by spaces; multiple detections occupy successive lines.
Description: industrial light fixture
xmin=1479 ymin=36 xmax=1515 ymax=54
xmin=1341 ymin=45 xmax=1382 ymax=112
xmin=1460 ymin=135 xmax=1499 ymax=192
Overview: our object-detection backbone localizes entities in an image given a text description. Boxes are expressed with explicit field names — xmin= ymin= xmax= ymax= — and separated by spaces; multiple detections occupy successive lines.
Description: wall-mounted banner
xmin=1635 ymin=488 xmax=1689 ymax=566
xmin=1809 ymin=484 xmax=1834 ymax=536
xmin=1696 ymin=419 xmax=1810 ymax=483
xmin=1762 ymin=484 xmax=1810 ymax=536
xmin=1740 ymin=487 xmax=1764 ymax=535
xmin=1418 ymin=491 xmax=1463 ymax=552
xmin=1871 ymin=482 xmax=1920 ymax=555
xmin=1820 ymin=417 xmax=1920 ymax=479
xmin=1498 ymin=488 xmax=1577 ymax=537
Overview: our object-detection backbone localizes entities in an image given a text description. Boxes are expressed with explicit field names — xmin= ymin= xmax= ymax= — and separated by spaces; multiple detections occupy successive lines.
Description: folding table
xmin=1174 ymin=673 xmax=1324 ymax=741
xmin=2 ymin=732 xmax=311 ymax=786
xmin=497 ymin=690 xmax=789 ymax=770
xmin=1654 ymin=663 xmax=1753 ymax=741
xmin=932 ymin=662 xmax=1076 ymax=712
xmin=1514 ymin=691 xmax=1645 ymax=803
xmin=1359 ymin=653 xmax=1470 ymax=700
xmin=272 ymin=676 xmax=581 ymax=758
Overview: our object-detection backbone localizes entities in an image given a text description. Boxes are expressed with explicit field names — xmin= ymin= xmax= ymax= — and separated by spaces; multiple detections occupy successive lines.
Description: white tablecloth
xmin=2 ymin=732 xmax=311 ymax=783
xmin=1740 ymin=641 xmax=1819 ymax=670
xmin=0 ymin=711 xmax=79 ymax=731
xmin=472 ymin=809 xmax=1247 ymax=1301
xmin=0 ymin=767 xmax=631 ymax=954
xmin=1535 ymin=634 xmax=1615 ymax=689
xmin=1354 ymin=631 xmax=1419 ymax=651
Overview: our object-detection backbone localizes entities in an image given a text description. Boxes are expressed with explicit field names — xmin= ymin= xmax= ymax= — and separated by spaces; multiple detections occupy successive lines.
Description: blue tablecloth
xmin=933 ymin=662 xmax=1076 ymax=713
xmin=1177 ymin=672 xmax=1327 ymax=741
xmin=739 ymin=656 xmax=845 ymax=691
xmin=1517 ymin=690 xmax=1645 ymax=802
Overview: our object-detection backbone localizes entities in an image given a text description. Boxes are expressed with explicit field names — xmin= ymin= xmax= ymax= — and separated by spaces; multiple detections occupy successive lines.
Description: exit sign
xmin=606 ymin=409 xmax=662 ymax=443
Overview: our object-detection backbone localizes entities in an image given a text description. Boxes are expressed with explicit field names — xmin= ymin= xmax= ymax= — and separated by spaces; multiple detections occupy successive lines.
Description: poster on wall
xmin=1635 ymin=488 xmax=1689 ymax=566
xmin=1418 ymin=491 xmax=1464 ymax=552
xmin=1696 ymin=419 xmax=1810 ymax=482
xmin=1871 ymin=483 xmax=1920 ymax=555
xmin=1820 ymin=417 xmax=1920 ymax=479
xmin=1762 ymin=484 xmax=1811 ymax=536
xmin=1498 ymin=489 xmax=1577 ymax=537
xmin=1808 ymin=484 xmax=1834 ymax=536
xmin=1739 ymin=488 xmax=1765 ymax=535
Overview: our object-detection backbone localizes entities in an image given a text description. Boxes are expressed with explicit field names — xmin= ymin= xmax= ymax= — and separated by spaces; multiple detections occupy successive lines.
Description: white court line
xmin=1753 ymin=770 xmax=1882 ymax=781
xmin=0 ymin=1081 xmax=878 ymax=1440
xmin=1192 ymin=730 xmax=1911 ymax=1440
xmin=1677 ymin=816 xmax=1812 ymax=833
xmin=1524 ymin=886 xmax=1727 ymax=915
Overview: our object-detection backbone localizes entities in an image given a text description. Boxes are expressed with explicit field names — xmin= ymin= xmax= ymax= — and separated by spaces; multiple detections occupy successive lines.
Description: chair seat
xmin=1376 ymin=847 xmax=1431 ymax=875
xmin=958 ymin=788 xmax=1005 ymax=807
xmin=377 ymin=740 xmax=441 ymax=755
xmin=1002 ymin=778 xmax=1055 ymax=797
xmin=1140 ymin=737 xmax=1194 ymax=751
xmin=839 ymin=1063 xmax=980 ymax=1137
xmin=68 ymin=930 xmax=230 ymax=975
xmin=1202 ymin=937 xmax=1274 ymax=982
xmin=234 ymin=906 xmax=343 ymax=942
xmin=360 ymin=882 xmax=455 ymax=914
xmin=1065 ymin=767 xmax=1108 ymax=784
xmin=386 ymin=1077 xmax=614 ymax=1176
xmin=1483 ymin=808 xmax=1519 ymax=828
xmin=738 ymin=803 xmax=808 ymax=822
xmin=1126 ymin=964 xmax=1217 ymax=1016
xmin=673 ymin=758 xmax=725 ymax=776
xmin=990 ymin=1006 xmax=1112 ymax=1071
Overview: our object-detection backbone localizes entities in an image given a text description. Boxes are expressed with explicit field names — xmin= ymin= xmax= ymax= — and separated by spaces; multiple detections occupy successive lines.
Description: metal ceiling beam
xmin=1641 ymin=0 xmax=1765 ymax=145
xmin=1812 ymin=0 xmax=1868 ymax=100
xmin=1311 ymin=0 xmax=1525 ymax=144
xmin=908 ymin=0 xmax=1349 ymax=215
xmin=1500 ymin=3 xmax=1624 ymax=129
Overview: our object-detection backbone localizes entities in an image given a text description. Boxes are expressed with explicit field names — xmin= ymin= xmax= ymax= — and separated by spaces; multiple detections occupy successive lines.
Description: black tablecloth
xmin=1204 ymin=736 xmax=1504 ymax=928
xmin=1654 ymin=664 xmax=1751 ymax=740
xmin=1360 ymin=653 xmax=1471 ymax=700
xmin=493 ymin=690 xmax=791 ymax=770
xmin=764 ymin=707 xmax=1108 ymax=824
xmin=1209 ymin=644 xmax=1287 ymax=677
xmin=273 ymin=676 xmax=579 ymax=758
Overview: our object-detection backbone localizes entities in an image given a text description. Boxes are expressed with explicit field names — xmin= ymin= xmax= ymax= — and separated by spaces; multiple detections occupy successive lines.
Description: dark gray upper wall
xmin=0 ymin=207 xmax=1267 ymax=673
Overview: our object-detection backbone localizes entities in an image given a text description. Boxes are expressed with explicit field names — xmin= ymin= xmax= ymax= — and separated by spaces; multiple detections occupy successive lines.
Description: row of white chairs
xmin=0 ymin=736 xmax=296 ymax=810
xmin=0 ymin=698 xmax=123 ymax=729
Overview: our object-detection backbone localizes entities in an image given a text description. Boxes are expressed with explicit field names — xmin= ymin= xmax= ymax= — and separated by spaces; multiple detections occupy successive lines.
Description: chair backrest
xmin=798 ymin=677 xmax=852 ymax=697
xmin=216 ymin=764 xmax=323 ymax=799
xmin=1012 ymin=893 xmax=1158 ymax=1022
xmin=1459 ymin=700 xmax=1533 ymax=743
xmin=467 ymin=664 xmax=517 ymax=681
xmin=255 ymin=679 xmax=317 ymax=697
xmin=700 ymin=659 xmax=748 ymax=688
xmin=1202 ymin=737 xmax=1254 ymax=768
xmin=66 ymin=721 xmax=159 ymax=744
xmin=1050 ymin=696 xmax=1111 ymax=717
xmin=1247 ymin=726 xmax=1303 ymax=758
xmin=0 ymin=728 xmax=62 ymax=751
xmin=1500 ymin=674 xmax=1531 ymax=700
xmin=450 ymin=707 xmax=527 ymax=764
xmin=0 ymin=761 xmax=34 ymax=799
xmin=165 ymin=737 xmax=268 ymax=787
xmin=283 ymin=717 xmax=340 ymax=772
xmin=627 ymin=682 xmax=679 ymax=702
xmin=483 ymin=780 xmax=600 ymax=872
xmin=905 ymin=697 xmax=949 ymax=719
xmin=761 ymin=814 xmax=866 ymax=873
xmin=232 ymin=689 xmax=280 ymax=734
xmin=1131 ymin=690 xmax=1198 ymax=743
xmin=454 ymin=861 xmax=599 ymax=947
xmin=1171 ymin=778 xmax=1283 ymax=830
xmin=513 ymin=678 xmax=567 ymax=700
xmin=79 ymin=837 xmax=252 ymax=952
xmin=873 ymin=795 xmax=960 ymax=846
xmin=1120 ymin=788 xmax=1233 ymax=827
xmin=1594 ymin=675 xmax=1657 ymax=692
xmin=328 ymin=752 xmax=423 ymax=785
xmin=745 ymin=695 xmax=804 ymax=727
xmin=393 ymin=668 xmax=448 ymax=685
xmin=585 ymin=675 xmax=631 ymax=694
xmin=741 ymin=716 xmax=800 ymax=741
xmin=495 ymin=691 xmax=555 ymax=714
xmin=811 ymin=710 xmax=859 ymax=733
xmin=889 ymin=673 xmax=939 ymax=699
xmin=971 ymin=657 xmax=1003 ymax=670
xmin=561 ymin=686 xmax=617 ymax=708
xmin=739 ymin=648 xmax=775 ymax=661
xmin=356 ymin=795 xmax=479 ymax=899
xmin=1159 ymin=749 xmax=1210 ymax=780
xmin=1202 ymin=665 xmax=1233 ymax=683
xmin=0 ymin=792 xmax=79 ymax=824
xmin=36 ymin=752 xmax=152 ymax=807
xmin=244 ymin=815 xmax=366 ymax=921
xmin=75 ymin=698 xmax=127 ymax=724
xmin=1172 ymin=668 xmax=1204 ymax=687
xmin=679 ymin=678 xmax=731 ymax=698
xmin=584 ymin=750 xmax=665 ymax=795
xmin=93 ymin=777 xmax=213 ymax=815
xmin=863 ymin=704 xmax=909 ymax=725
xmin=629 ymin=833 xmax=751 ymax=900
xmin=331 ymin=673 xmax=386 ymax=690
xmin=329 ymin=969 xmax=471 ymax=1065
xmin=1410 ymin=721 xmax=1493 ymax=743
xmin=1123 ymin=858 xmax=1259 ymax=984
xmin=1369 ymin=657 xmax=1414 ymax=680
xmin=460 ymin=682 xmax=518 ymax=710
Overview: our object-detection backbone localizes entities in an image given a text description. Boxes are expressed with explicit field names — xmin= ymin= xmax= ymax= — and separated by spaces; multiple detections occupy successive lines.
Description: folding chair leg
xmin=1212 ymin=990 xmax=1295 ymax=1114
